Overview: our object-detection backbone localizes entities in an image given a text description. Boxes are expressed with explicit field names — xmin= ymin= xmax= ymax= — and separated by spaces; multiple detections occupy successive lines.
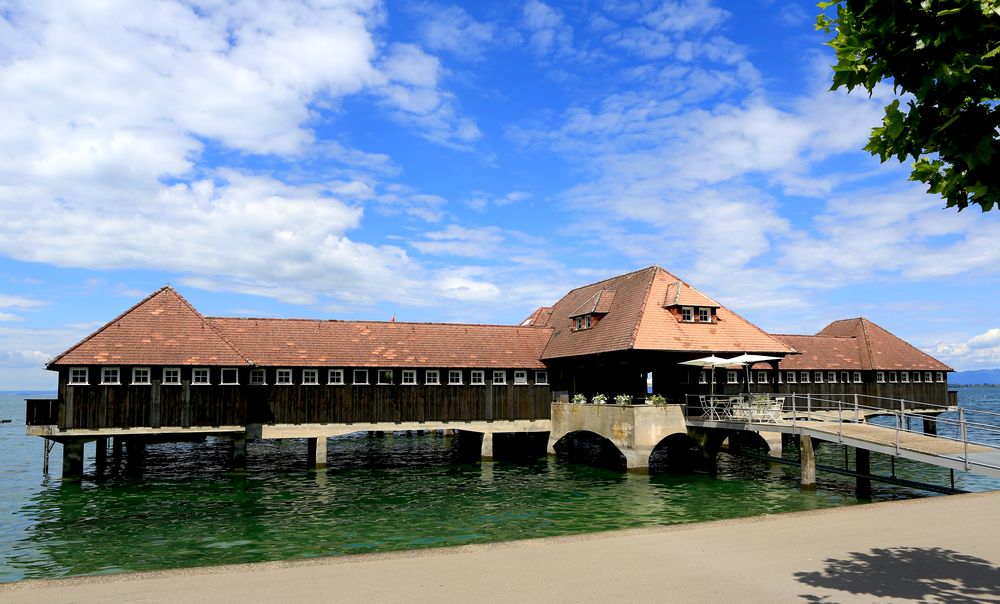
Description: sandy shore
xmin=3 ymin=491 xmax=999 ymax=603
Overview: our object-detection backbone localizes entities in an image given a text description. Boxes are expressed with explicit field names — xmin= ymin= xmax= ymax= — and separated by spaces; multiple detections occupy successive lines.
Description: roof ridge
xmin=559 ymin=265 xmax=660 ymax=297
xmin=773 ymin=333 xmax=857 ymax=339
xmin=716 ymin=302 xmax=794 ymax=353
xmin=628 ymin=266 xmax=660 ymax=349
xmin=208 ymin=316 xmax=552 ymax=330
xmin=47 ymin=286 xmax=173 ymax=367
xmin=169 ymin=290 xmax=256 ymax=366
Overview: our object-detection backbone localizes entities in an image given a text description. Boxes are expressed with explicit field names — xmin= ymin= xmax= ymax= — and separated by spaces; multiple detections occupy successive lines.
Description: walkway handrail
xmin=684 ymin=392 xmax=1000 ymax=475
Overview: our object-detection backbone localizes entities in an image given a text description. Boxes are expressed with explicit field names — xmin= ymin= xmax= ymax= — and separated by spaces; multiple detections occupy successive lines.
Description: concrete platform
xmin=3 ymin=491 xmax=998 ymax=603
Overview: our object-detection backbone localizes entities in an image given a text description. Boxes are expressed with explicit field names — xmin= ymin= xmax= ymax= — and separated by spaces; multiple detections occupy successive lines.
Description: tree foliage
xmin=817 ymin=0 xmax=1000 ymax=211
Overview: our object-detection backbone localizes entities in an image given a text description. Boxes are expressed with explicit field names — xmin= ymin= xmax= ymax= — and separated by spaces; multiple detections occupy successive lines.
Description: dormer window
xmin=681 ymin=307 xmax=694 ymax=322
xmin=575 ymin=317 xmax=583 ymax=330
xmin=585 ymin=315 xmax=592 ymax=329
xmin=574 ymin=314 xmax=594 ymax=330
xmin=698 ymin=307 xmax=711 ymax=322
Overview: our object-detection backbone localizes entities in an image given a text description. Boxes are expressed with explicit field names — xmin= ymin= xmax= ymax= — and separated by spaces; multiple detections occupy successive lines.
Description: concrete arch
xmin=648 ymin=432 xmax=711 ymax=474
xmin=549 ymin=430 xmax=629 ymax=470
xmin=548 ymin=403 xmax=689 ymax=473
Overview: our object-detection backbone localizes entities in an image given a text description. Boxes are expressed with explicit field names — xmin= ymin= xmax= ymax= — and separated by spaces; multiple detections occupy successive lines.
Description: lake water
xmin=2 ymin=389 xmax=998 ymax=583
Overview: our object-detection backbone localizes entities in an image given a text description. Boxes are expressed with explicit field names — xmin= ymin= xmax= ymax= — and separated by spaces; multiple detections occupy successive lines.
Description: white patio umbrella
xmin=678 ymin=354 xmax=731 ymax=398
xmin=721 ymin=354 xmax=784 ymax=393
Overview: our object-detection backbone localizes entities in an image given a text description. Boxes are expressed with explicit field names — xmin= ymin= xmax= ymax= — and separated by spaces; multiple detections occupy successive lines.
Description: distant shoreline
xmin=0 ymin=391 xmax=56 ymax=396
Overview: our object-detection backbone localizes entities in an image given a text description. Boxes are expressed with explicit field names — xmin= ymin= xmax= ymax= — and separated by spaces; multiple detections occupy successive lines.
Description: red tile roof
xmin=209 ymin=318 xmax=551 ymax=369
xmin=49 ymin=287 xmax=251 ymax=367
xmin=662 ymin=280 xmax=720 ymax=308
xmin=569 ymin=290 xmax=615 ymax=318
xmin=771 ymin=335 xmax=863 ymax=369
xmin=541 ymin=266 xmax=794 ymax=360
xmin=520 ymin=306 xmax=553 ymax=327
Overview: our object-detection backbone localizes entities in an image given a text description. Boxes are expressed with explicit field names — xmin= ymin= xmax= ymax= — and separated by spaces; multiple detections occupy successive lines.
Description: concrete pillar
xmin=923 ymin=416 xmax=938 ymax=436
xmin=800 ymin=435 xmax=816 ymax=490
xmin=62 ymin=440 xmax=84 ymax=480
xmin=307 ymin=437 xmax=327 ymax=468
xmin=231 ymin=436 xmax=247 ymax=471
xmin=95 ymin=437 xmax=108 ymax=473
xmin=481 ymin=432 xmax=494 ymax=461
xmin=760 ymin=432 xmax=782 ymax=458
xmin=855 ymin=447 xmax=872 ymax=500
xmin=625 ymin=448 xmax=652 ymax=474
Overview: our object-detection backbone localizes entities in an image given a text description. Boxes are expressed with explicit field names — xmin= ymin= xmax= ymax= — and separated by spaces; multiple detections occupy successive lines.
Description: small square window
xmin=840 ymin=372 xmax=850 ymax=384
xmin=220 ymin=368 xmax=239 ymax=385
xmin=877 ymin=371 xmax=885 ymax=383
xmin=69 ymin=367 xmax=89 ymax=385
xmin=585 ymin=315 xmax=592 ymax=329
xmin=402 ymin=369 xmax=417 ymax=385
xmin=827 ymin=371 xmax=837 ymax=383
xmin=132 ymin=367 xmax=151 ymax=385
xmin=924 ymin=372 xmax=932 ymax=383
xmin=250 ymin=368 xmax=267 ymax=385
xmin=448 ymin=370 xmax=463 ymax=385
xmin=302 ymin=369 xmax=319 ymax=385
xmin=163 ymin=367 xmax=181 ymax=385
xmin=912 ymin=372 xmax=922 ymax=383
xmin=328 ymin=369 xmax=344 ymax=385
xmin=575 ymin=317 xmax=583 ymax=330
xmin=698 ymin=307 xmax=710 ymax=322
xmin=471 ymin=370 xmax=485 ymax=385
xmin=425 ymin=369 xmax=440 ymax=385
xmin=514 ymin=370 xmax=528 ymax=385
xmin=492 ymin=370 xmax=506 ymax=385
xmin=699 ymin=371 xmax=708 ymax=384
xmin=192 ymin=367 xmax=210 ymax=385
xmin=757 ymin=371 xmax=767 ymax=384
xmin=681 ymin=307 xmax=694 ymax=322
xmin=378 ymin=369 xmax=394 ymax=385
xmin=936 ymin=372 xmax=944 ymax=383
xmin=853 ymin=371 xmax=862 ymax=384
xmin=785 ymin=371 xmax=796 ymax=384
xmin=727 ymin=370 xmax=738 ymax=384
xmin=101 ymin=367 xmax=121 ymax=385
xmin=353 ymin=369 xmax=369 ymax=385
xmin=814 ymin=371 xmax=823 ymax=383
xmin=535 ymin=370 xmax=548 ymax=385
xmin=889 ymin=371 xmax=898 ymax=383
xmin=901 ymin=371 xmax=909 ymax=383
xmin=800 ymin=371 xmax=810 ymax=384
xmin=276 ymin=368 xmax=293 ymax=385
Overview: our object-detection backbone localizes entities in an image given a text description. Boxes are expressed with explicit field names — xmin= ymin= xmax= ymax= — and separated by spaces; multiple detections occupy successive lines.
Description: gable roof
xmin=818 ymin=318 xmax=952 ymax=371
xmin=48 ymin=287 xmax=251 ymax=367
xmin=541 ymin=266 xmax=793 ymax=360
xmin=209 ymin=318 xmax=551 ymax=368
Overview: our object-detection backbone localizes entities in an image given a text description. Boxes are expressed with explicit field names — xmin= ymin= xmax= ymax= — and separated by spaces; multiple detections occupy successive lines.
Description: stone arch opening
xmin=726 ymin=431 xmax=771 ymax=455
xmin=551 ymin=430 xmax=627 ymax=471
xmin=648 ymin=433 xmax=710 ymax=474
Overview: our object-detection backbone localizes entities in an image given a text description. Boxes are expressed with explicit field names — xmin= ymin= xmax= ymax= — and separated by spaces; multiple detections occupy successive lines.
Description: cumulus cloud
xmin=933 ymin=328 xmax=1000 ymax=370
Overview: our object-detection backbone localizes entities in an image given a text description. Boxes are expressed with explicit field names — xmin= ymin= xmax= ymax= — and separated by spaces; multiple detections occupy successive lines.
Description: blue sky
xmin=1 ymin=0 xmax=998 ymax=390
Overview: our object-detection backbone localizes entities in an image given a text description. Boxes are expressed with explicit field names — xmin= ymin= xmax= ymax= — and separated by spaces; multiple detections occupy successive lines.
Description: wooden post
xmin=855 ymin=447 xmax=872 ymax=500
xmin=42 ymin=438 xmax=52 ymax=474
xmin=800 ymin=435 xmax=816 ymax=490
xmin=481 ymin=432 xmax=494 ymax=461
xmin=62 ymin=440 xmax=85 ymax=480
xmin=95 ymin=437 xmax=108 ymax=473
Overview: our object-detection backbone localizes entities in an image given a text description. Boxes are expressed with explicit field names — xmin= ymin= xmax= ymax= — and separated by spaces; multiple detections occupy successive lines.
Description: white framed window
xmin=163 ymin=367 xmax=181 ymax=385
xmin=936 ymin=372 xmax=944 ymax=383
xmin=402 ymin=369 xmax=417 ymax=385
xmin=101 ymin=367 xmax=121 ymax=385
xmin=192 ymin=367 xmax=210 ymax=385
xmin=840 ymin=371 xmax=850 ymax=384
xmin=470 ymin=370 xmax=485 ymax=385
xmin=853 ymin=371 xmax=862 ymax=384
xmin=698 ymin=307 xmax=710 ymax=322
xmin=585 ymin=315 xmax=592 ymax=329
xmin=220 ymin=367 xmax=239 ymax=385
xmin=877 ymin=371 xmax=885 ymax=383
xmin=132 ymin=367 xmax=151 ymax=385
xmin=535 ymin=370 xmax=548 ymax=385
xmin=250 ymin=368 xmax=267 ymax=385
xmin=377 ymin=369 xmax=394 ymax=385
xmin=699 ymin=371 xmax=708 ymax=384
xmin=800 ymin=371 xmax=810 ymax=384
xmin=69 ymin=367 xmax=89 ymax=385
xmin=785 ymin=371 xmax=796 ymax=384
xmin=924 ymin=372 xmax=933 ymax=383
xmin=727 ymin=370 xmax=738 ymax=384
xmin=448 ymin=370 xmax=463 ymax=385
xmin=681 ymin=307 xmax=694 ymax=322
xmin=353 ymin=369 xmax=369 ymax=385
xmin=756 ymin=371 xmax=768 ymax=384
xmin=575 ymin=317 xmax=583 ymax=330
xmin=276 ymin=368 xmax=293 ymax=385
xmin=814 ymin=371 xmax=823 ymax=383
xmin=302 ymin=369 xmax=319 ymax=385
xmin=425 ymin=369 xmax=440 ymax=385
xmin=827 ymin=371 xmax=837 ymax=383
xmin=514 ymin=370 xmax=528 ymax=385
xmin=328 ymin=369 xmax=344 ymax=385
xmin=889 ymin=371 xmax=898 ymax=383
xmin=901 ymin=371 xmax=909 ymax=383
xmin=492 ymin=370 xmax=506 ymax=385
xmin=912 ymin=372 xmax=922 ymax=383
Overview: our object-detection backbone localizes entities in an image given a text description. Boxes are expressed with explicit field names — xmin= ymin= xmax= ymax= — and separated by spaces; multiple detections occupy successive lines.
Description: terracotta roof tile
xmin=771 ymin=335 xmax=863 ymax=369
xmin=210 ymin=318 xmax=551 ymax=369
xmin=818 ymin=318 xmax=952 ymax=371
xmin=49 ymin=287 xmax=250 ymax=367
xmin=569 ymin=290 xmax=615 ymax=317
xmin=662 ymin=280 xmax=720 ymax=308
xmin=520 ymin=306 xmax=553 ymax=327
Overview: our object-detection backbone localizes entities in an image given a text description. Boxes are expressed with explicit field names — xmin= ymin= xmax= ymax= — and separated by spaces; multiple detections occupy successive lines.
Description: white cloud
xmin=0 ymin=295 xmax=44 ymax=310
xmin=933 ymin=328 xmax=1000 ymax=370
xmin=416 ymin=3 xmax=496 ymax=60
xmin=411 ymin=225 xmax=504 ymax=258
xmin=522 ymin=0 xmax=574 ymax=58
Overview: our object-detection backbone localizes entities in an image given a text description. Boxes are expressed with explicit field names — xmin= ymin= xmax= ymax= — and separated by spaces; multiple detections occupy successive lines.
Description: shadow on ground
xmin=795 ymin=546 xmax=1000 ymax=603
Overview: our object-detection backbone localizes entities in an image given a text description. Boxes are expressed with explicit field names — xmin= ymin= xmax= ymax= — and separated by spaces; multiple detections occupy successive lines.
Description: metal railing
xmin=684 ymin=392 xmax=1000 ymax=474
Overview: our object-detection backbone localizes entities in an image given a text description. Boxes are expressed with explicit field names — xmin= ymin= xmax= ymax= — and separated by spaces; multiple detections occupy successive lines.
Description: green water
xmin=2 ymin=392 xmax=999 ymax=582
